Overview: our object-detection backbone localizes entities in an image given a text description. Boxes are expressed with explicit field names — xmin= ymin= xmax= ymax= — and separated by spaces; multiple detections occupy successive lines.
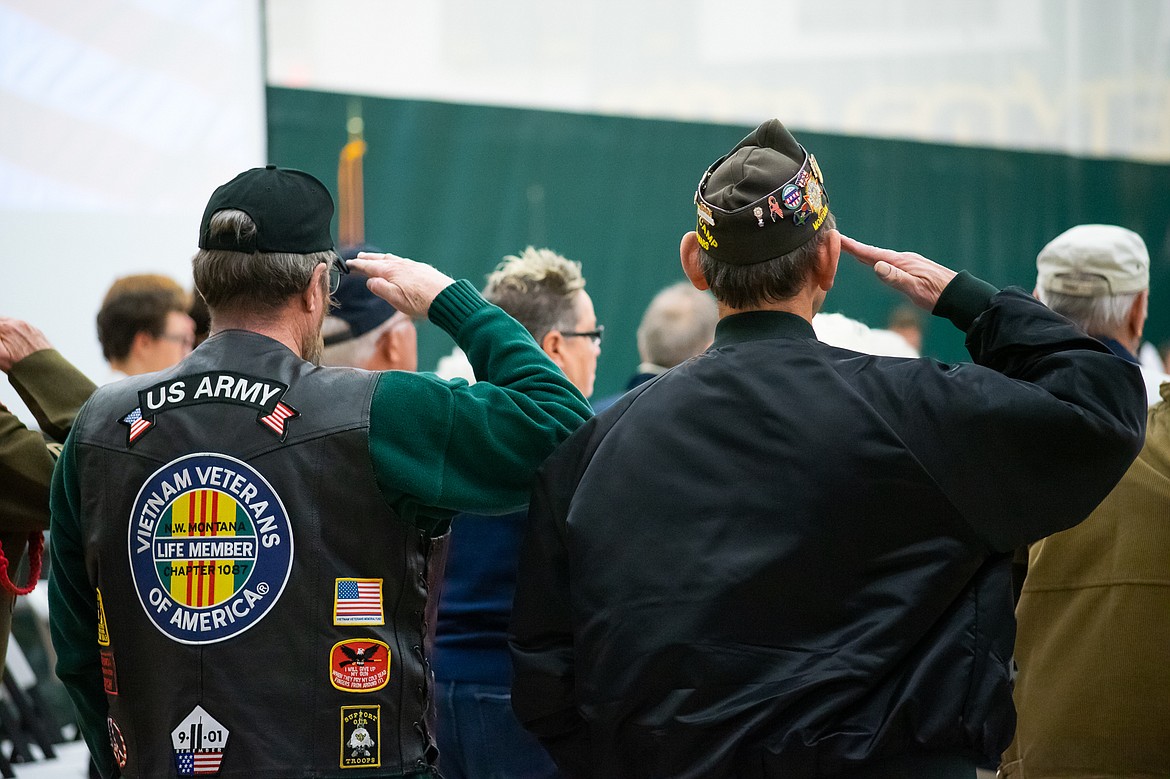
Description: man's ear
xmin=540 ymin=329 xmax=569 ymax=370
xmin=130 ymin=330 xmax=155 ymax=357
xmin=1127 ymin=288 xmax=1149 ymax=341
xmin=680 ymin=232 xmax=709 ymax=291
xmin=303 ymin=263 xmax=329 ymax=314
xmin=376 ymin=315 xmax=418 ymax=372
xmin=813 ymin=229 xmax=840 ymax=292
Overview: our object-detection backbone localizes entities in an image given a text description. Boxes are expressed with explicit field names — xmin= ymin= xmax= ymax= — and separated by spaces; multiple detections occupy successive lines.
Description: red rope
xmin=0 ymin=531 xmax=44 ymax=596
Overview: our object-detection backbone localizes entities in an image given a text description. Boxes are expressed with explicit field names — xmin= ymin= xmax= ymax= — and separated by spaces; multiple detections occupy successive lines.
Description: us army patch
xmin=340 ymin=705 xmax=380 ymax=769
xmin=128 ymin=453 xmax=294 ymax=645
xmin=119 ymin=371 xmax=299 ymax=447
xmin=172 ymin=705 xmax=229 ymax=775
xmin=331 ymin=639 xmax=390 ymax=692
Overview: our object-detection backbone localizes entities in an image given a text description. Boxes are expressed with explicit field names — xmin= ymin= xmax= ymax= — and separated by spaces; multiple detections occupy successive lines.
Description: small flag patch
xmin=333 ymin=579 xmax=383 ymax=625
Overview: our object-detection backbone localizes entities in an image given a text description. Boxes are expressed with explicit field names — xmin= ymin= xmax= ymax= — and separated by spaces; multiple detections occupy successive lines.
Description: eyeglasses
xmin=159 ymin=333 xmax=195 ymax=350
xmin=327 ymin=256 xmax=349 ymax=295
xmin=560 ymin=325 xmax=604 ymax=346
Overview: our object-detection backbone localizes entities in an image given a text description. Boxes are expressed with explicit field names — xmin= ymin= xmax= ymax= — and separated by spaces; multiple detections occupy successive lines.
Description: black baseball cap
xmin=199 ymin=165 xmax=335 ymax=254
xmin=694 ymin=120 xmax=830 ymax=266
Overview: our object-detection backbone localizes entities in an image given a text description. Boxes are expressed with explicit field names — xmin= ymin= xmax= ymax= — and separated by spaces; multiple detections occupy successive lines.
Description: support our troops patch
xmin=340 ymin=705 xmax=380 ymax=769
xmin=128 ymin=453 xmax=294 ymax=645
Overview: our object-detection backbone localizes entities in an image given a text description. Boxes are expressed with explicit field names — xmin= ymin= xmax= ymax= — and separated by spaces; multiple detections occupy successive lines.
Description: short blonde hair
xmin=482 ymin=247 xmax=585 ymax=341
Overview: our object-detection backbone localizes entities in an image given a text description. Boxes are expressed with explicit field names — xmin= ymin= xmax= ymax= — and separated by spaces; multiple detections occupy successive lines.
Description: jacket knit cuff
xmin=428 ymin=279 xmax=490 ymax=337
xmin=932 ymin=271 xmax=1000 ymax=333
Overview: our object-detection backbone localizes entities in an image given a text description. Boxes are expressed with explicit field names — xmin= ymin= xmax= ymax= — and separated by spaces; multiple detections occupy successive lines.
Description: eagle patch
xmin=330 ymin=639 xmax=390 ymax=692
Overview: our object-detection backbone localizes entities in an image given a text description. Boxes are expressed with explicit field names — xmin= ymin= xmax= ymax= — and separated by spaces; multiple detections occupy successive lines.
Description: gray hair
xmin=320 ymin=316 xmax=390 ymax=368
xmin=1036 ymin=287 xmax=1140 ymax=336
xmin=192 ymin=209 xmax=338 ymax=316
xmin=698 ymin=212 xmax=837 ymax=309
xmin=482 ymin=247 xmax=585 ymax=341
xmin=637 ymin=282 xmax=718 ymax=368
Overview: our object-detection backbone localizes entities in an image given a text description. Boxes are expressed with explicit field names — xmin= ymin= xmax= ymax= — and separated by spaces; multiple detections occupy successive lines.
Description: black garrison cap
xmin=694 ymin=120 xmax=830 ymax=266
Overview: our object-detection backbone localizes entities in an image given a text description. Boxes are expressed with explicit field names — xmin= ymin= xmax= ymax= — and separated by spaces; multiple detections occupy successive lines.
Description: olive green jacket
xmin=1003 ymin=384 xmax=1170 ymax=778
xmin=0 ymin=348 xmax=95 ymax=672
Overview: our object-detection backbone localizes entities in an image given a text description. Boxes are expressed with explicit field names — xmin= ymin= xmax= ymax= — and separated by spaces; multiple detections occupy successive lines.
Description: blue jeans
xmin=434 ymin=680 xmax=561 ymax=779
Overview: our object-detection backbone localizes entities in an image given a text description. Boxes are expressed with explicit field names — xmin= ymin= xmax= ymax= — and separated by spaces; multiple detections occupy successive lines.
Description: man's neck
xmin=109 ymin=355 xmax=151 ymax=377
xmin=716 ymin=288 xmax=822 ymax=322
xmin=211 ymin=309 xmax=307 ymax=359
xmin=1090 ymin=328 xmax=1139 ymax=359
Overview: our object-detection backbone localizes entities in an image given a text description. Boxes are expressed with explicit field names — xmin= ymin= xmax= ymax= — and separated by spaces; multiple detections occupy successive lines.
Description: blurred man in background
xmin=321 ymin=246 xmax=418 ymax=373
xmin=593 ymin=281 xmax=716 ymax=412
xmin=1002 ymin=225 xmax=1170 ymax=778
xmin=435 ymin=246 xmax=597 ymax=779
xmin=96 ymin=274 xmax=195 ymax=380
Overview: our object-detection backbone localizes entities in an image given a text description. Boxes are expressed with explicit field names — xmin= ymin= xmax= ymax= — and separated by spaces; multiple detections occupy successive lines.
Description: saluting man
xmin=509 ymin=120 xmax=1147 ymax=778
xmin=49 ymin=165 xmax=591 ymax=778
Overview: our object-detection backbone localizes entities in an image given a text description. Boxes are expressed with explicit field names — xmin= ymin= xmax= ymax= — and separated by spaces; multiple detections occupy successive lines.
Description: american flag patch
xmin=121 ymin=407 xmax=153 ymax=445
xmin=334 ymin=578 xmax=384 ymax=625
xmin=258 ymin=401 xmax=298 ymax=438
xmin=175 ymin=749 xmax=224 ymax=775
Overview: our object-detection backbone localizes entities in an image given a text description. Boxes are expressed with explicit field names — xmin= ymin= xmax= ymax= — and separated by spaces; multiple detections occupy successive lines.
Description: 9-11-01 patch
xmin=172 ymin=705 xmax=229 ymax=776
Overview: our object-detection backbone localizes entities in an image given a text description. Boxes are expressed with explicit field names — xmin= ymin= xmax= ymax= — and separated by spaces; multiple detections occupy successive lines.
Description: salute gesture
xmin=841 ymin=234 xmax=959 ymax=311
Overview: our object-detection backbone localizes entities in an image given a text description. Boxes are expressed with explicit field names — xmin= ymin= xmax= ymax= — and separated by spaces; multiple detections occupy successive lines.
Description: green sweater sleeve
xmin=368 ymin=280 xmax=592 ymax=531
xmin=48 ymin=425 xmax=119 ymax=779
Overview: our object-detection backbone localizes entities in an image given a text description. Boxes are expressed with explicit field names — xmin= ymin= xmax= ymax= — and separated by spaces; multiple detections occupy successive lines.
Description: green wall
xmin=268 ymin=87 xmax=1170 ymax=398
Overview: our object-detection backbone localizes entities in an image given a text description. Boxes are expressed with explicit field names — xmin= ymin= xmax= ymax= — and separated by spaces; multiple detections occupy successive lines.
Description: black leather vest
xmin=73 ymin=330 xmax=446 ymax=778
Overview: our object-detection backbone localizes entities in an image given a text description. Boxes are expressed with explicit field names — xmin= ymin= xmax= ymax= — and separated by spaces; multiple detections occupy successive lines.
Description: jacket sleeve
xmin=0 ymin=349 xmax=95 ymax=534
xmin=8 ymin=348 xmax=96 ymax=442
xmin=367 ymin=280 xmax=592 ymax=530
xmin=48 ymin=424 xmax=119 ymax=779
xmin=901 ymin=273 xmax=1147 ymax=551
xmin=508 ymin=422 xmax=596 ymax=775
xmin=0 ymin=402 xmax=58 ymax=533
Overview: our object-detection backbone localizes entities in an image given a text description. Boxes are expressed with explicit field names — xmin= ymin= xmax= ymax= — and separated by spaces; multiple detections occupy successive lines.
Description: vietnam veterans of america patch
xmin=128 ymin=452 xmax=294 ymax=644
